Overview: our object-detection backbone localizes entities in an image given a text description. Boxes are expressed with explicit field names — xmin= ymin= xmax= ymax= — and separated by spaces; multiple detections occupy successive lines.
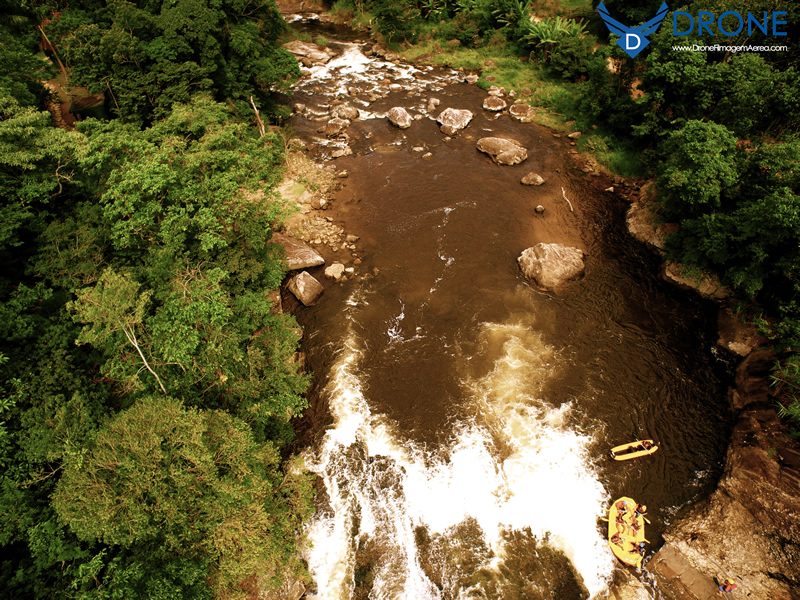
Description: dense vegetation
xmin=330 ymin=0 xmax=800 ymax=430
xmin=0 ymin=0 xmax=313 ymax=598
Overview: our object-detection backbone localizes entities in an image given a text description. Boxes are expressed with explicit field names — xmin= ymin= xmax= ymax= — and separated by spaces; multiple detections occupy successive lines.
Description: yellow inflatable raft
xmin=610 ymin=439 xmax=658 ymax=461
xmin=607 ymin=496 xmax=646 ymax=568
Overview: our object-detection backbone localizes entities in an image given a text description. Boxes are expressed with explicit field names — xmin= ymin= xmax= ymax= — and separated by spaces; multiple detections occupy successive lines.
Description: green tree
xmin=59 ymin=98 xmax=309 ymax=419
xmin=0 ymin=3 xmax=54 ymax=108
xmin=656 ymin=119 xmax=739 ymax=219
xmin=45 ymin=0 xmax=300 ymax=124
xmin=671 ymin=138 xmax=800 ymax=297
xmin=0 ymin=94 xmax=87 ymax=256
xmin=69 ymin=267 xmax=166 ymax=394
xmin=53 ymin=396 xmax=313 ymax=599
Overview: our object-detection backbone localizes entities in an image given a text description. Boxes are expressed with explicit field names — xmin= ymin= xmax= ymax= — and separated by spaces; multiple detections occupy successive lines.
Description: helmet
xmin=640 ymin=505 xmax=647 ymax=512
xmin=639 ymin=542 xmax=645 ymax=547
xmin=727 ymin=578 xmax=735 ymax=584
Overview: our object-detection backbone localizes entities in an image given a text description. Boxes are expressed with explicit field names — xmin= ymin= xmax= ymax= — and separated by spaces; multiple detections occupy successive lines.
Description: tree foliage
xmin=0 ymin=95 xmax=87 ymax=254
xmin=44 ymin=0 xmax=300 ymax=124
xmin=53 ymin=396 xmax=313 ymax=599
xmin=56 ymin=97 xmax=310 ymax=419
xmin=656 ymin=120 xmax=739 ymax=219
xmin=0 ymin=10 xmax=313 ymax=592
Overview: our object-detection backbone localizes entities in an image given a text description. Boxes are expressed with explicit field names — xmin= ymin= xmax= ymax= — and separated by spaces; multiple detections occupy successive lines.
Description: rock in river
xmin=476 ymin=137 xmax=528 ymax=165
xmin=509 ymin=103 xmax=534 ymax=123
xmin=387 ymin=107 xmax=412 ymax=129
xmin=436 ymin=107 xmax=473 ymax=135
xmin=325 ymin=117 xmax=350 ymax=137
xmin=521 ymin=172 xmax=545 ymax=186
xmin=518 ymin=243 xmax=585 ymax=290
xmin=282 ymin=40 xmax=333 ymax=63
xmin=288 ymin=271 xmax=324 ymax=306
xmin=334 ymin=104 xmax=360 ymax=121
xmin=273 ymin=233 xmax=325 ymax=271
xmin=324 ymin=263 xmax=346 ymax=281
xmin=483 ymin=96 xmax=507 ymax=112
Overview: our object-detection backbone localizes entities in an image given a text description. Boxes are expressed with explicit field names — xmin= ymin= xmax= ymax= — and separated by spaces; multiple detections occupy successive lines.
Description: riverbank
xmin=629 ymin=195 xmax=800 ymax=599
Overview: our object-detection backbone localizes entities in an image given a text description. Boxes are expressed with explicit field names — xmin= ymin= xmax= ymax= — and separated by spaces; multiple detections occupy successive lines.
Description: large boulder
xmin=272 ymin=233 xmax=325 ymax=271
xmin=477 ymin=137 xmax=528 ymax=165
xmin=387 ymin=107 xmax=412 ymax=129
xmin=334 ymin=104 xmax=360 ymax=120
xmin=282 ymin=40 xmax=333 ymax=63
xmin=518 ymin=243 xmax=585 ymax=290
xmin=436 ymin=108 xmax=473 ymax=135
xmin=287 ymin=271 xmax=324 ymax=306
xmin=325 ymin=117 xmax=350 ymax=137
xmin=483 ymin=96 xmax=507 ymax=112
xmin=509 ymin=104 xmax=534 ymax=123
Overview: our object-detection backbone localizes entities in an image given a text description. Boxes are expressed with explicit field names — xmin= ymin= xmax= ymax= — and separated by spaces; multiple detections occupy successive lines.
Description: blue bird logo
xmin=597 ymin=2 xmax=669 ymax=58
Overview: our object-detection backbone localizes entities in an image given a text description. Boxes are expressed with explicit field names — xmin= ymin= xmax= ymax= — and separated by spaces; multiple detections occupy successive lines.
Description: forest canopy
xmin=0 ymin=0 xmax=313 ymax=597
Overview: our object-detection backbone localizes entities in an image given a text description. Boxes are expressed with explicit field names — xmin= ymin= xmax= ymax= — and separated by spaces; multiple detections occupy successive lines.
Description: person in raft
xmin=636 ymin=542 xmax=646 ymax=556
xmin=635 ymin=503 xmax=648 ymax=519
xmin=610 ymin=533 xmax=623 ymax=547
xmin=628 ymin=517 xmax=641 ymax=533
xmin=718 ymin=578 xmax=738 ymax=594
xmin=612 ymin=440 xmax=653 ymax=457
xmin=615 ymin=500 xmax=628 ymax=514
xmin=615 ymin=512 xmax=629 ymax=531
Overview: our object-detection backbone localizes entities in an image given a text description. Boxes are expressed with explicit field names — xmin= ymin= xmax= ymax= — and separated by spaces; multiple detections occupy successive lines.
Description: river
xmin=282 ymin=15 xmax=732 ymax=599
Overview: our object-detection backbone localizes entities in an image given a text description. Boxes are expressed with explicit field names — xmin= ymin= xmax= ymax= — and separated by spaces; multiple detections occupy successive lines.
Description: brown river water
xmin=283 ymin=16 xmax=733 ymax=600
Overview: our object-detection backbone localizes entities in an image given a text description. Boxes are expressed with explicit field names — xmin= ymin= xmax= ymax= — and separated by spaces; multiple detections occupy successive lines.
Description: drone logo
xmin=597 ymin=2 xmax=669 ymax=58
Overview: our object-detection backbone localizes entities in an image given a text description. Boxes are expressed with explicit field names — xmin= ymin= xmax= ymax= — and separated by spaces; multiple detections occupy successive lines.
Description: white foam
xmin=303 ymin=319 xmax=614 ymax=599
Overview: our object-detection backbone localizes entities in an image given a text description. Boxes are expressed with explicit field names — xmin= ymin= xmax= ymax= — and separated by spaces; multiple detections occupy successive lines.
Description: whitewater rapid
xmin=303 ymin=292 xmax=614 ymax=599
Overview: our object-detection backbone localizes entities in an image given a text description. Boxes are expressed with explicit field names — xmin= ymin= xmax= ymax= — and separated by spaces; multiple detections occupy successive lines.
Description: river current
xmin=283 ymin=15 xmax=731 ymax=599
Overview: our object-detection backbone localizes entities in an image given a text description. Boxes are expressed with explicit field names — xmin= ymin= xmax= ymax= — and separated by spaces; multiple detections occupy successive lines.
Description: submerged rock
xmin=436 ymin=107 xmax=473 ymax=135
xmin=476 ymin=137 xmax=528 ymax=165
xmin=518 ymin=243 xmax=585 ymax=290
xmin=387 ymin=106 xmax=412 ymax=129
xmin=330 ymin=146 xmax=353 ymax=158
